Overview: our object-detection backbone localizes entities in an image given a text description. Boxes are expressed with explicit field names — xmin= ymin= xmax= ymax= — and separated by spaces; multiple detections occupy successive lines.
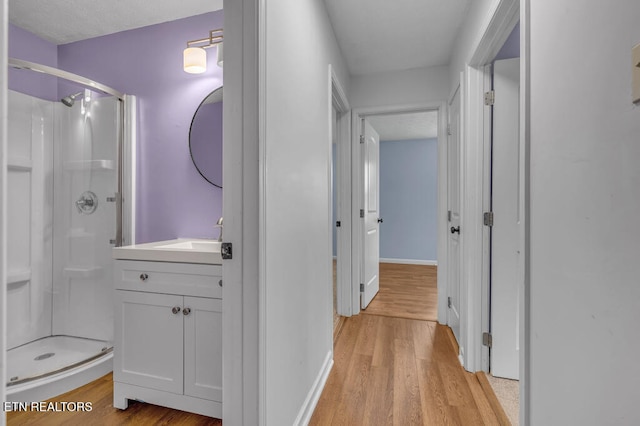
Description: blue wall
xmin=380 ymin=138 xmax=438 ymax=261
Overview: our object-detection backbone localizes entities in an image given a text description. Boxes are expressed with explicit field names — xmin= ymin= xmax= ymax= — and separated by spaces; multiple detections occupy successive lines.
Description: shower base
xmin=6 ymin=335 xmax=113 ymax=402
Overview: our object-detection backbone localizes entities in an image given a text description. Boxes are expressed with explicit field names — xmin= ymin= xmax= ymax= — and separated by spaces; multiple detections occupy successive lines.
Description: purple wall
xmin=8 ymin=23 xmax=58 ymax=100
xmin=57 ymin=12 xmax=224 ymax=243
xmin=494 ymin=22 xmax=520 ymax=61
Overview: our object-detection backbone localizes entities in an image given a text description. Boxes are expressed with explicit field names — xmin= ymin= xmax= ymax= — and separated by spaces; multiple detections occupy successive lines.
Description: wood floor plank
xmin=362 ymin=263 xmax=438 ymax=321
xmin=6 ymin=373 xmax=221 ymax=426
xmin=464 ymin=372 xmax=502 ymax=425
xmin=392 ymin=337 xmax=423 ymax=425
xmin=477 ymin=372 xmax=512 ymax=425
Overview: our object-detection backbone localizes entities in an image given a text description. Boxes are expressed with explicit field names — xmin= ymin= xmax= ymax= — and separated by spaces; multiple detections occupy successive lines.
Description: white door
xmin=448 ymin=88 xmax=462 ymax=344
xmin=491 ymin=58 xmax=520 ymax=379
xmin=361 ymin=119 xmax=380 ymax=309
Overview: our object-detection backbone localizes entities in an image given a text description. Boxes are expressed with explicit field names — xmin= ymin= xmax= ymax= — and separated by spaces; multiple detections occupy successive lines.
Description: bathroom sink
xmin=112 ymin=238 xmax=222 ymax=264
xmin=155 ymin=240 xmax=221 ymax=251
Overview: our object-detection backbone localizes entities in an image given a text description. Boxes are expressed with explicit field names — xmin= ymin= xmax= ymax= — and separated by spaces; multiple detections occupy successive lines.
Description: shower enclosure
xmin=5 ymin=59 xmax=132 ymax=401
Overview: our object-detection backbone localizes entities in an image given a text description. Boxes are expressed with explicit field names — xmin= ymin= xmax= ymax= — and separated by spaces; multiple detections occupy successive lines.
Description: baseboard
xmin=379 ymin=258 xmax=437 ymax=266
xmin=294 ymin=350 xmax=333 ymax=426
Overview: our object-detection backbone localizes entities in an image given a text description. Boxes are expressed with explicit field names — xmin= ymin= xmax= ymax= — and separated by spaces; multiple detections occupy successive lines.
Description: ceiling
xmin=9 ymin=2 xmax=454 ymax=140
xmin=10 ymin=0 xmax=470 ymax=76
xmin=324 ymin=0 xmax=470 ymax=76
xmin=368 ymin=111 xmax=438 ymax=141
xmin=8 ymin=0 xmax=223 ymax=44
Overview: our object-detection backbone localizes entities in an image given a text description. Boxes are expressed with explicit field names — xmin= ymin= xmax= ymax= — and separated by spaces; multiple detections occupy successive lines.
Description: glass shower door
xmin=52 ymin=89 xmax=119 ymax=347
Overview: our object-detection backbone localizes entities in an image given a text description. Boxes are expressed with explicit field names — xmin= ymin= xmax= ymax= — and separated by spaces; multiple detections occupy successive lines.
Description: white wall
xmin=350 ymin=65 xmax=448 ymax=108
xmin=528 ymin=1 xmax=640 ymax=424
xmin=263 ymin=0 xmax=350 ymax=424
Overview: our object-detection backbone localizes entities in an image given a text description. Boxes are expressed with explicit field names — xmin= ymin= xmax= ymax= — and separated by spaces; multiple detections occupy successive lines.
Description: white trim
xmin=469 ymin=1 xmax=520 ymax=66
xmin=293 ymin=352 xmax=333 ymax=426
xmin=520 ymin=3 xmax=530 ymax=424
xmin=330 ymin=65 xmax=352 ymax=317
xmin=461 ymin=64 xmax=485 ymax=374
xmin=1 ymin=0 xmax=7 ymax=415
xmin=350 ymin=110 xmax=362 ymax=315
xmin=257 ymin=0 xmax=267 ymax=424
xmin=379 ymin=258 xmax=437 ymax=266
xmin=222 ymin=0 xmax=261 ymax=425
xmin=480 ymin=65 xmax=492 ymax=373
xmin=352 ymin=102 xmax=447 ymax=318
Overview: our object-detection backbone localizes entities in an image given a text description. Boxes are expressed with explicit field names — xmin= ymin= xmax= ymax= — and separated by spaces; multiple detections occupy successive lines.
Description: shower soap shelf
xmin=64 ymin=160 xmax=114 ymax=171
xmin=7 ymin=270 xmax=31 ymax=286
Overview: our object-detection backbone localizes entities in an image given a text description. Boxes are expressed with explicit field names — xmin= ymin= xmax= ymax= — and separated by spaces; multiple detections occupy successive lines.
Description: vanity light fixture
xmin=183 ymin=29 xmax=223 ymax=74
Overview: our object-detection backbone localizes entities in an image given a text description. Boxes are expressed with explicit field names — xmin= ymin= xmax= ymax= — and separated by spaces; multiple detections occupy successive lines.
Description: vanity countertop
xmin=112 ymin=238 xmax=222 ymax=265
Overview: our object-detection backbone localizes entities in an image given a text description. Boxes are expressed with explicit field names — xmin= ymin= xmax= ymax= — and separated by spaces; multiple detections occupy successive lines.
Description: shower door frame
xmin=7 ymin=57 xmax=135 ymax=248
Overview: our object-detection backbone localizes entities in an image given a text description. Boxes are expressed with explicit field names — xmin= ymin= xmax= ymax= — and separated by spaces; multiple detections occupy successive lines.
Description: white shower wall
xmin=7 ymin=90 xmax=54 ymax=350
xmin=7 ymin=89 xmax=117 ymax=351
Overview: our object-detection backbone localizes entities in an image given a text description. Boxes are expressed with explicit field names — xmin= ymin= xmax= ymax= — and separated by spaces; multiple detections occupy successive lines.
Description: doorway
xmin=345 ymin=103 xmax=448 ymax=326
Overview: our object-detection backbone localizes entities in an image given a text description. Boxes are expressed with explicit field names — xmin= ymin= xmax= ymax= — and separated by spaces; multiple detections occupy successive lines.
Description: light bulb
xmin=184 ymin=47 xmax=207 ymax=74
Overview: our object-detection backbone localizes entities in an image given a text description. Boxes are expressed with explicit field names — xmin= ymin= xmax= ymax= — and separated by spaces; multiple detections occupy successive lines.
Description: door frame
xmin=329 ymin=66 xmax=353 ymax=317
xmin=461 ymin=0 xmax=526 ymax=422
xmin=446 ymin=82 xmax=463 ymax=356
xmin=1 ymin=0 xmax=8 ymax=410
xmin=349 ymin=102 xmax=448 ymax=318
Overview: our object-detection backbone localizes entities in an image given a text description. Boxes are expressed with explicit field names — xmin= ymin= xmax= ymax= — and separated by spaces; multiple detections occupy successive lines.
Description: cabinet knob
xmin=219 ymin=279 xmax=223 ymax=287
xmin=183 ymin=307 xmax=191 ymax=316
xmin=139 ymin=273 xmax=149 ymax=281
xmin=172 ymin=306 xmax=181 ymax=314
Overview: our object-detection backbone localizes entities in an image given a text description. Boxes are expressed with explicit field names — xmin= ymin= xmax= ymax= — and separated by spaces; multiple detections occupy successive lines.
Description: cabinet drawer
xmin=114 ymin=260 xmax=222 ymax=298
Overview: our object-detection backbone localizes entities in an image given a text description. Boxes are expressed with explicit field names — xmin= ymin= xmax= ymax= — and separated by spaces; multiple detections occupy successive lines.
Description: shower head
xmin=60 ymin=92 xmax=83 ymax=107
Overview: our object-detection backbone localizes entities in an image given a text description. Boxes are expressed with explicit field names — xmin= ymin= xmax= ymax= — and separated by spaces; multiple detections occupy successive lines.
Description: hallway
xmin=311 ymin=264 xmax=507 ymax=425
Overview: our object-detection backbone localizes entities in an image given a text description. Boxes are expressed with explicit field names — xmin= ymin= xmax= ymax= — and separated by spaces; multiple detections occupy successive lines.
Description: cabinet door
xmin=183 ymin=297 xmax=222 ymax=401
xmin=114 ymin=290 xmax=183 ymax=394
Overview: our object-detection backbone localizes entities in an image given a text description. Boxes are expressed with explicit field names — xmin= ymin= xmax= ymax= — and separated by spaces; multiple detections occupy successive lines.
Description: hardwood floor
xmin=310 ymin=315 xmax=505 ymax=425
xmin=6 ymin=373 xmax=221 ymax=426
xmin=362 ymin=263 xmax=438 ymax=321
xmin=311 ymin=263 xmax=509 ymax=425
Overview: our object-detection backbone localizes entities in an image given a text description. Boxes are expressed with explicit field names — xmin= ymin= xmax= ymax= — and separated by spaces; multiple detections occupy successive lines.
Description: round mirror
xmin=189 ymin=87 xmax=223 ymax=188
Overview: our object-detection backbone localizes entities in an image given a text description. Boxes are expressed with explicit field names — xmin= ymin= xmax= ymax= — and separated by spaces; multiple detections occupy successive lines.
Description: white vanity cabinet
xmin=112 ymin=259 xmax=222 ymax=418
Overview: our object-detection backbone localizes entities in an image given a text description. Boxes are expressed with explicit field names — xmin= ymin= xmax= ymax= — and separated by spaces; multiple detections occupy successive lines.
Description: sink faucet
xmin=214 ymin=217 xmax=223 ymax=242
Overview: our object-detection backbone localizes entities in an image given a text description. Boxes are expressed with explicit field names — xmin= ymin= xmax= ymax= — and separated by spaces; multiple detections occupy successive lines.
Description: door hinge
xmin=221 ymin=242 xmax=233 ymax=260
xmin=483 ymin=211 xmax=494 ymax=227
xmin=484 ymin=90 xmax=495 ymax=106
xmin=360 ymin=135 xmax=365 ymax=144
xmin=447 ymin=210 xmax=452 ymax=222
xmin=447 ymin=297 xmax=452 ymax=308
xmin=336 ymin=220 xmax=341 ymax=227
xmin=360 ymin=209 xmax=364 ymax=218
xmin=482 ymin=332 xmax=492 ymax=347
xmin=360 ymin=283 xmax=364 ymax=292
xmin=447 ymin=124 xmax=452 ymax=135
